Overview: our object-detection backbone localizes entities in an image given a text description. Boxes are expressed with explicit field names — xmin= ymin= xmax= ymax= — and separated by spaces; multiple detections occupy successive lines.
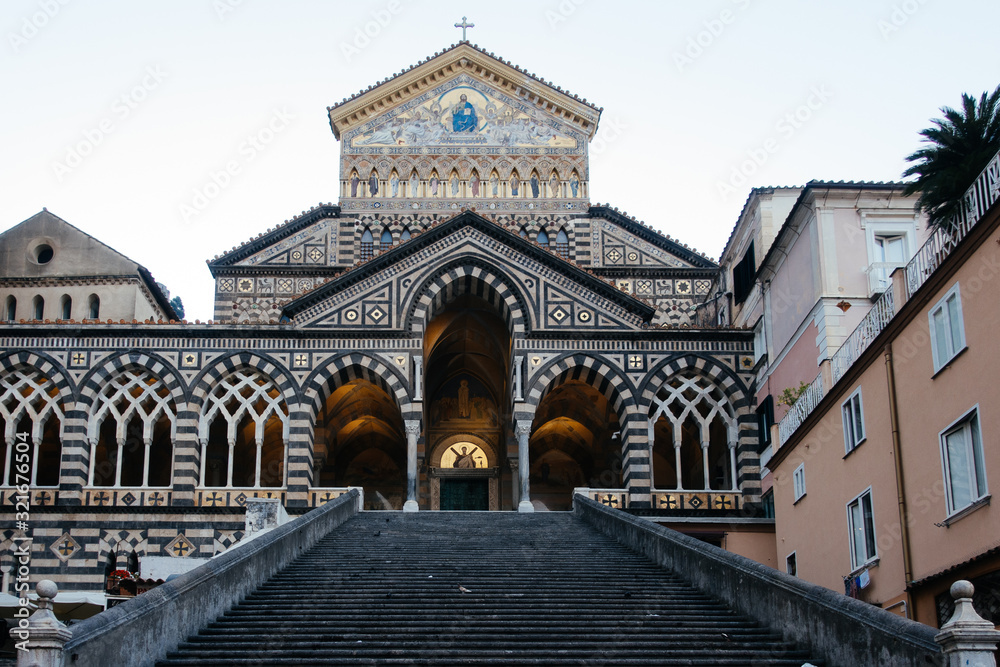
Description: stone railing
xmin=777 ymin=371 xmax=825 ymax=444
xmin=573 ymin=494 xmax=1000 ymax=667
xmin=19 ymin=489 xmax=363 ymax=667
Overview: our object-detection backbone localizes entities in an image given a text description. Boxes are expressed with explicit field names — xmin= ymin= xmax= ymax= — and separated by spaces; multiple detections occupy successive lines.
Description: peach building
xmin=767 ymin=150 xmax=1000 ymax=628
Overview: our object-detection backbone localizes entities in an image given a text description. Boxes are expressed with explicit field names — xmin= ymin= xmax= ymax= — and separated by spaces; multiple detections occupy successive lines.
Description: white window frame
xmin=842 ymin=388 xmax=866 ymax=453
xmin=785 ymin=551 xmax=797 ymax=577
xmin=928 ymin=283 xmax=966 ymax=373
xmin=792 ymin=463 xmax=806 ymax=502
xmin=862 ymin=215 xmax=917 ymax=296
xmin=847 ymin=488 xmax=878 ymax=570
xmin=939 ymin=406 xmax=988 ymax=517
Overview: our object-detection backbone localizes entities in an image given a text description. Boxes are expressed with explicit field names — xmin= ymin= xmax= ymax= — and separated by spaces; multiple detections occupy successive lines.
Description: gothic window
xmin=536 ymin=229 xmax=549 ymax=250
xmin=88 ymin=294 xmax=100 ymax=319
xmin=360 ymin=229 xmax=374 ymax=262
xmin=60 ymin=295 xmax=72 ymax=320
xmin=380 ymin=228 xmax=393 ymax=249
xmin=32 ymin=295 xmax=44 ymax=320
xmin=88 ymin=370 xmax=176 ymax=488
xmin=518 ymin=227 xmax=527 ymax=239
xmin=400 ymin=227 xmax=411 ymax=242
xmin=555 ymin=229 xmax=569 ymax=259
xmin=649 ymin=374 xmax=738 ymax=492
xmin=4 ymin=296 xmax=15 ymax=322
xmin=199 ymin=370 xmax=287 ymax=489
xmin=0 ymin=368 xmax=63 ymax=487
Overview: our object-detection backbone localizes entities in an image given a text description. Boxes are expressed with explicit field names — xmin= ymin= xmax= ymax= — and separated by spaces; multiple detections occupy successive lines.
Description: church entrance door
xmin=440 ymin=478 xmax=489 ymax=510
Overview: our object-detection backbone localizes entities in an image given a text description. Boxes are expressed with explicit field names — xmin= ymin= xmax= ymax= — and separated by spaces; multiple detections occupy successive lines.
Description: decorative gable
xmin=284 ymin=213 xmax=654 ymax=333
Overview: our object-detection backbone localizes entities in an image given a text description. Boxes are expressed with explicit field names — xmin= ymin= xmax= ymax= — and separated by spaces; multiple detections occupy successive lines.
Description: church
xmin=0 ymin=42 xmax=766 ymax=596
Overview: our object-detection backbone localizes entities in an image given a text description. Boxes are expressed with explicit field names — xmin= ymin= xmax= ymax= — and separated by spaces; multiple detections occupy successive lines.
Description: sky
xmin=2 ymin=0 xmax=998 ymax=321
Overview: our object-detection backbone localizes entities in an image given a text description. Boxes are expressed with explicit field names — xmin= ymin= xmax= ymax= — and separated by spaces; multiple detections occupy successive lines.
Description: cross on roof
xmin=454 ymin=16 xmax=475 ymax=41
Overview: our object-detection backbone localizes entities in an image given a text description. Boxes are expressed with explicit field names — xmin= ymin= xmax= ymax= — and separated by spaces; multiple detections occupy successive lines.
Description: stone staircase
xmin=157 ymin=512 xmax=820 ymax=666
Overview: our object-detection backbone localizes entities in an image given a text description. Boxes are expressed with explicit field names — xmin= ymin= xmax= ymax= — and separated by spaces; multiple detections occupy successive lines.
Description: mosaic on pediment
xmin=593 ymin=221 xmax=692 ymax=269
xmin=345 ymin=76 xmax=582 ymax=154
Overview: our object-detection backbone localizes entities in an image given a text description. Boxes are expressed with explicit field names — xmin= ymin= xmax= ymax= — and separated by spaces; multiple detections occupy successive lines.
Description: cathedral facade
xmin=0 ymin=43 xmax=763 ymax=594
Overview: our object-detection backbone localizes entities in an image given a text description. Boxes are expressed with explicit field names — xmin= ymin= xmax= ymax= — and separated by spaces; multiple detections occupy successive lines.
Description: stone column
xmin=516 ymin=420 xmax=533 ymax=513
xmin=412 ymin=356 xmax=423 ymax=402
xmin=701 ymin=440 xmax=711 ymax=490
xmin=403 ymin=420 xmax=420 ymax=512
xmin=935 ymin=580 xmax=1000 ymax=666
xmin=15 ymin=581 xmax=71 ymax=667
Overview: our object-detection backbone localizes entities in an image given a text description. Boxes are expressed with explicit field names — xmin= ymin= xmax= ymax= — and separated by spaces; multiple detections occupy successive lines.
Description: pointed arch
xmin=360 ymin=227 xmax=374 ymax=262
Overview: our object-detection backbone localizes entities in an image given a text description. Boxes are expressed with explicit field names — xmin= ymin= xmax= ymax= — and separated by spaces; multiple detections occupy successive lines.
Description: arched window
xmin=32 ymin=296 xmax=44 ymax=320
xmin=1 ymin=368 xmax=63 ymax=487
xmin=360 ymin=228 xmax=374 ymax=262
xmin=555 ymin=229 xmax=569 ymax=259
xmin=649 ymin=374 xmax=738 ymax=492
xmin=536 ymin=229 xmax=549 ymax=249
xmin=400 ymin=227 xmax=411 ymax=242
xmin=519 ymin=227 xmax=528 ymax=239
xmin=60 ymin=295 xmax=72 ymax=320
xmin=88 ymin=294 xmax=100 ymax=320
xmin=380 ymin=228 xmax=393 ymax=249
xmin=4 ymin=296 xmax=15 ymax=322
xmin=88 ymin=370 xmax=176 ymax=488
xmin=199 ymin=370 xmax=288 ymax=489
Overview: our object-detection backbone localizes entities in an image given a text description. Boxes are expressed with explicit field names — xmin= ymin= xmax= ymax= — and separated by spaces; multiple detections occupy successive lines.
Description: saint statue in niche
xmin=350 ymin=174 xmax=360 ymax=197
xmin=510 ymin=175 xmax=519 ymax=196
xmin=458 ymin=380 xmax=470 ymax=417
xmin=490 ymin=174 xmax=499 ymax=196
xmin=451 ymin=175 xmax=460 ymax=196
xmin=470 ymin=173 xmax=480 ymax=197
xmin=570 ymin=176 xmax=579 ymax=197
xmin=369 ymin=173 xmax=379 ymax=196
xmin=430 ymin=176 xmax=439 ymax=196
xmin=530 ymin=175 xmax=540 ymax=198
xmin=451 ymin=94 xmax=478 ymax=133
xmin=549 ymin=173 xmax=559 ymax=196
xmin=409 ymin=172 xmax=419 ymax=197
xmin=390 ymin=174 xmax=399 ymax=197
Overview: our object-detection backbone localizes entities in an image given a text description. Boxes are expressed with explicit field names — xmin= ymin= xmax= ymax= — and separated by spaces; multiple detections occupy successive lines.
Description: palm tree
xmin=902 ymin=85 xmax=1000 ymax=229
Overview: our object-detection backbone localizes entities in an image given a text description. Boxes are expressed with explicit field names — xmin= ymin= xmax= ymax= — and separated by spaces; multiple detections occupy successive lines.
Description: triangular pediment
xmin=283 ymin=211 xmax=654 ymax=333
xmin=328 ymin=43 xmax=602 ymax=144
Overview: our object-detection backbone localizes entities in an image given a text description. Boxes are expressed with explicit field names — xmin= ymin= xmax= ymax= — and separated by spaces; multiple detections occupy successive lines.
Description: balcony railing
xmin=777 ymin=372 xmax=825 ymax=444
xmin=866 ymin=261 xmax=905 ymax=297
xmin=906 ymin=150 xmax=1000 ymax=298
xmin=832 ymin=289 xmax=895 ymax=384
xmin=777 ymin=148 xmax=1000 ymax=446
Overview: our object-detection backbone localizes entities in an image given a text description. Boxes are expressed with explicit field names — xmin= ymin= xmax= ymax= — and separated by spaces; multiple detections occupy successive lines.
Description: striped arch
xmin=642 ymin=353 xmax=759 ymax=502
xmin=641 ymin=354 xmax=750 ymax=411
xmin=303 ymin=353 xmax=412 ymax=423
xmin=0 ymin=351 xmax=74 ymax=404
xmin=77 ymin=351 xmax=187 ymax=411
xmin=406 ymin=259 xmax=529 ymax=336
xmin=189 ymin=352 xmax=299 ymax=410
xmin=0 ymin=351 xmax=73 ymax=442
xmin=527 ymin=354 xmax=636 ymax=418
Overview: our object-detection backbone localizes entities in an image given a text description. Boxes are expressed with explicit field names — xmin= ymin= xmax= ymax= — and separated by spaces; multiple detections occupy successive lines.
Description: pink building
xmin=767 ymin=151 xmax=1000 ymax=628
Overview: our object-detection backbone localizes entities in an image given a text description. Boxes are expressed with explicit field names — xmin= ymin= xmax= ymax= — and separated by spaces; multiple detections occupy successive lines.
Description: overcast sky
xmin=2 ymin=0 xmax=998 ymax=320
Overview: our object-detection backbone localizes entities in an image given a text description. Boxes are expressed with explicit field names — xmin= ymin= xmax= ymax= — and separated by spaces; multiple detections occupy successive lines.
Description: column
xmin=728 ymin=442 xmax=739 ymax=491
xmin=403 ymin=420 xmax=420 ymax=512
xmin=412 ymin=356 xmax=423 ymax=402
xmin=701 ymin=440 xmax=711 ymax=491
xmin=516 ymin=420 xmax=533 ymax=513
xmin=673 ymin=436 xmax=683 ymax=490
